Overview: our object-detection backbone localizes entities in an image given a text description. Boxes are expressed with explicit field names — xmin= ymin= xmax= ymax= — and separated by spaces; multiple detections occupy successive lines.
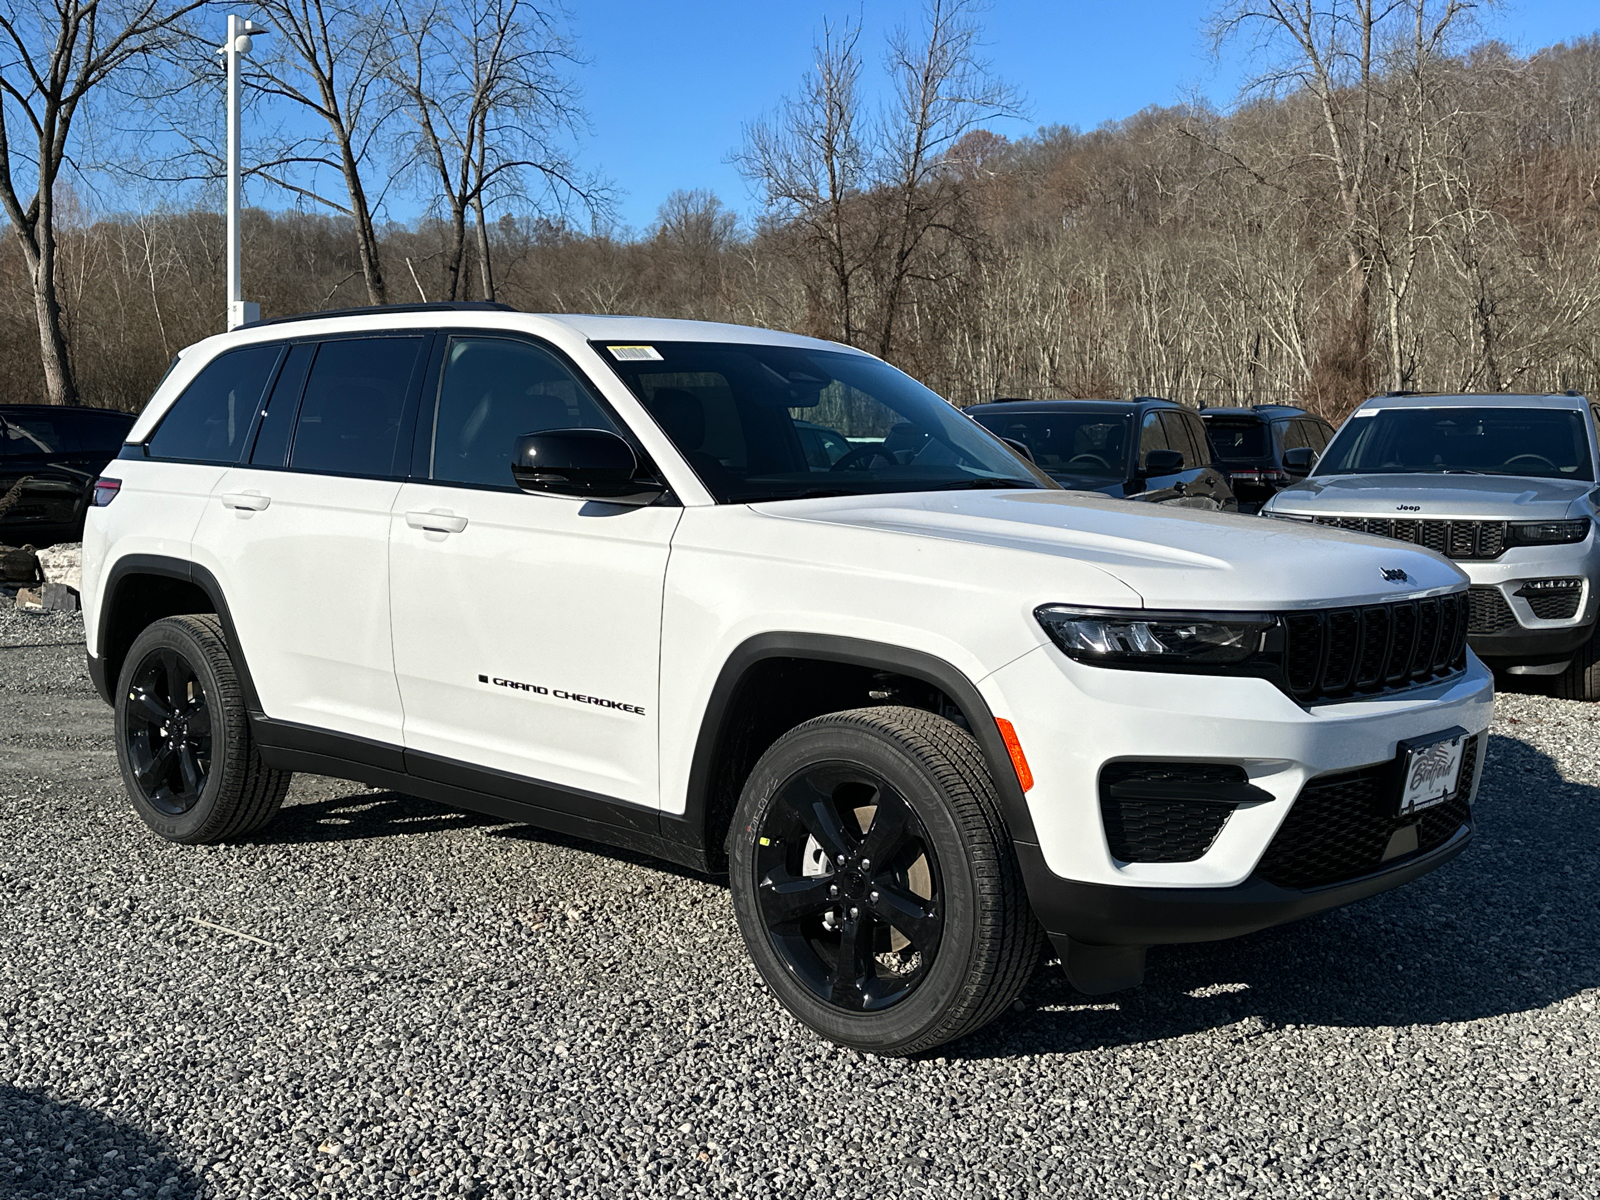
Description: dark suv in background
xmin=1 ymin=405 xmax=136 ymax=547
xmin=966 ymin=397 xmax=1236 ymax=511
xmin=1199 ymin=405 xmax=1336 ymax=513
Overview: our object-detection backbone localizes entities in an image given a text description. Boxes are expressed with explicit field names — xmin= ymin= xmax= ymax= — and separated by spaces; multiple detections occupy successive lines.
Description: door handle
xmin=406 ymin=509 xmax=468 ymax=534
xmin=222 ymin=492 xmax=270 ymax=511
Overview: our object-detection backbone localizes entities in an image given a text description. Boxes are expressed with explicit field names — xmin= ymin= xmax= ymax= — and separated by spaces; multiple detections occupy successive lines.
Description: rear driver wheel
xmin=728 ymin=706 xmax=1042 ymax=1055
xmin=114 ymin=615 xmax=291 ymax=843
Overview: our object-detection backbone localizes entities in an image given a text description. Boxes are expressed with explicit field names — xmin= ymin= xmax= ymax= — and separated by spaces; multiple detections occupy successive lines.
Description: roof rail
xmin=245 ymin=301 xmax=516 ymax=329
xmin=1251 ymin=403 xmax=1307 ymax=414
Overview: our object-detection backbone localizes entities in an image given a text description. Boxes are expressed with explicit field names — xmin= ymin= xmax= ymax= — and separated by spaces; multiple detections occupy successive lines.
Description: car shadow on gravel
xmin=0 ymin=1084 xmax=198 ymax=1199
xmin=952 ymin=732 xmax=1600 ymax=1060
xmin=247 ymin=790 xmax=505 ymax=845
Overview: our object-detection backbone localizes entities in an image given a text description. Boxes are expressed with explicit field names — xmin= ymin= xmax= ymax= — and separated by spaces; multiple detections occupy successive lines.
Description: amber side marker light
xmin=995 ymin=718 xmax=1034 ymax=792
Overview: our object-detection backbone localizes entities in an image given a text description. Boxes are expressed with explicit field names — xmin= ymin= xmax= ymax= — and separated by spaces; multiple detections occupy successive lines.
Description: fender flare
xmin=670 ymin=632 xmax=1039 ymax=852
xmin=93 ymin=553 xmax=261 ymax=712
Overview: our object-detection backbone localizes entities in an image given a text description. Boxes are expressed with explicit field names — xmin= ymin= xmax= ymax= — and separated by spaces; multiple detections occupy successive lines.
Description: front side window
xmin=1317 ymin=407 xmax=1595 ymax=481
xmin=431 ymin=337 xmax=620 ymax=488
xmin=970 ymin=411 xmax=1130 ymax=479
xmin=598 ymin=342 xmax=1049 ymax=502
xmin=1137 ymin=412 xmax=1168 ymax=466
xmin=147 ymin=345 xmax=281 ymax=463
xmin=288 ymin=337 xmax=426 ymax=478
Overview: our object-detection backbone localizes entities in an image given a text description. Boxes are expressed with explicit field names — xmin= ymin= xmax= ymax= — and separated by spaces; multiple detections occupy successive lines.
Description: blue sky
xmin=568 ymin=0 xmax=1600 ymax=233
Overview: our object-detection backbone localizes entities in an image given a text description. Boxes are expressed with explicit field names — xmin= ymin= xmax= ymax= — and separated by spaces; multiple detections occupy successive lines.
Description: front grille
xmin=1313 ymin=516 xmax=1509 ymax=560
xmin=1099 ymin=763 xmax=1243 ymax=863
xmin=1517 ymin=584 xmax=1583 ymax=620
xmin=1280 ymin=592 xmax=1470 ymax=703
xmin=1468 ymin=586 xmax=1519 ymax=633
xmin=1256 ymin=734 xmax=1479 ymax=889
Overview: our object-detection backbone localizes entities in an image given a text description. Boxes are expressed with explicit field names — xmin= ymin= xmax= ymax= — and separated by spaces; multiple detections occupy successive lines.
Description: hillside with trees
xmin=2 ymin=1 xmax=1598 ymax=419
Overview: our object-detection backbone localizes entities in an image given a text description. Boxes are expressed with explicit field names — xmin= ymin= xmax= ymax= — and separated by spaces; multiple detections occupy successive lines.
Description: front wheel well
xmin=695 ymin=656 xmax=974 ymax=871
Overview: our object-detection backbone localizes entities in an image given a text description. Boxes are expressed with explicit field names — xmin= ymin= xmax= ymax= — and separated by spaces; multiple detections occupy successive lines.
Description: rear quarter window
xmin=147 ymin=345 xmax=283 ymax=463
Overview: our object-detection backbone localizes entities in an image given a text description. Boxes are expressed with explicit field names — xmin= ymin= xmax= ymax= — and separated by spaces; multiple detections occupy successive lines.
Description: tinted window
xmin=1277 ymin=419 xmax=1309 ymax=452
xmin=288 ymin=338 xmax=425 ymax=478
xmin=600 ymin=341 xmax=1049 ymax=502
xmin=1 ymin=413 xmax=77 ymax=458
xmin=72 ymin=412 xmax=134 ymax=456
xmin=249 ymin=343 xmax=315 ymax=468
xmin=1161 ymin=411 xmax=1207 ymax=468
xmin=148 ymin=345 xmax=281 ymax=463
xmin=432 ymin=337 xmax=619 ymax=488
xmin=1318 ymin=407 xmax=1594 ymax=481
xmin=970 ymin=411 xmax=1130 ymax=478
xmin=1303 ymin=419 xmax=1334 ymax=452
xmin=1138 ymin=412 xmax=1168 ymax=464
xmin=1206 ymin=420 xmax=1268 ymax=460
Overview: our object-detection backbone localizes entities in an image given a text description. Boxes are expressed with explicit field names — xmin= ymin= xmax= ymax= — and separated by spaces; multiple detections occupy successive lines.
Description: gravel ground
xmin=1 ymin=605 xmax=1596 ymax=1199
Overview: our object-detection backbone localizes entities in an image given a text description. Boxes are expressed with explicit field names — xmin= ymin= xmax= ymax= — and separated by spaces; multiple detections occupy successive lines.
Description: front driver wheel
xmin=114 ymin=614 xmax=291 ymax=843
xmin=728 ymin=706 xmax=1042 ymax=1055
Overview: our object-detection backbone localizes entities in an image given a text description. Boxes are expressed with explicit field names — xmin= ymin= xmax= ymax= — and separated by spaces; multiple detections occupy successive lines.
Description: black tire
xmin=728 ymin=706 xmax=1042 ymax=1055
xmin=114 ymin=614 xmax=291 ymax=843
xmin=1552 ymin=625 xmax=1600 ymax=701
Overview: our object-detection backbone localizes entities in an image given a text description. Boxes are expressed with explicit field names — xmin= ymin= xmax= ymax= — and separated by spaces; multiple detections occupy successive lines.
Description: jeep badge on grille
xmin=1382 ymin=567 xmax=1409 ymax=583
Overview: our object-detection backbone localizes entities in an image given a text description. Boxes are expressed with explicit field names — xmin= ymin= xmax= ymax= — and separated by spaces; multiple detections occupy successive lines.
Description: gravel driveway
xmin=2 ymin=606 xmax=1596 ymax=1199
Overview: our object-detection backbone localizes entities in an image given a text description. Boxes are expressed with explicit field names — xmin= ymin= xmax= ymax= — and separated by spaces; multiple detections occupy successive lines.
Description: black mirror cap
xmin=1143 ymin=447 xmax=1185 ymax=474
xmin=511 ymin=428 xmax=665 ymax=505
xmin=1001 ymin=436 xmax=1036 ymax=463
xmin=1282 ymin=446 xmax=1317 ymax=473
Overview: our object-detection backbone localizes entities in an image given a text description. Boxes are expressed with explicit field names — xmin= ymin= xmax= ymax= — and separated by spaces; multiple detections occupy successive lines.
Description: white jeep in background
xmin=82 ymin=303 xmax=1491 ymax=1054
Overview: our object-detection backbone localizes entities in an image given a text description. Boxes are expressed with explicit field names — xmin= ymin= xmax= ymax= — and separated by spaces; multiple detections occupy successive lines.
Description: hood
xmin=754 ymin=488 xmax=1466 ymax=610
xmin=1267 ymin=472 xmax=1595 ymax=520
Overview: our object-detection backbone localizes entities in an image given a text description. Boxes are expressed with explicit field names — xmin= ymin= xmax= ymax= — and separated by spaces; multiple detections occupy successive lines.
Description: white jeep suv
xmin=83 ymin=303 xmax=1492 ymax=1054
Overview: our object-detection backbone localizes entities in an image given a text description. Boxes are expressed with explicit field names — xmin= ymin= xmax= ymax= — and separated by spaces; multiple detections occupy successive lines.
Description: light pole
xmin=219 ymin=14 xmax=268 ymax=330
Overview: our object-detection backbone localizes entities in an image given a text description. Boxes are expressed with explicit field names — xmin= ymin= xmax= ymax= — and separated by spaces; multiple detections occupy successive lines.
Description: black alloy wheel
xmin=114 ymin=615 xmax=291 ymax=843
xmin=753 ymin=764 xmax=943 ymax=1012
xmin=124 ymin=647 xmax=213 ymax=814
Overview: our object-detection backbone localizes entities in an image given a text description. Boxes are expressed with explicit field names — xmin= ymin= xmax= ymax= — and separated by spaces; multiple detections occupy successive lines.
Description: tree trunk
xmin=339 ymin=141 xmax=389 ymax=306
xmin=21 ymin=197 xmax=76 ymax=405
xmin=473 ymin=194 xmax=495 ymax=301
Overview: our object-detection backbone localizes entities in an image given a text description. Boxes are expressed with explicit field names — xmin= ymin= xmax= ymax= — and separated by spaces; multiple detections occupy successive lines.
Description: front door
xmin=387 ymin=334 xmax=680 ymax=808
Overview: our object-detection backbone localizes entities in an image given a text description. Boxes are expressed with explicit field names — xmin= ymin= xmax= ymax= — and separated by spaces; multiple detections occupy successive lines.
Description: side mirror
xmin=1283 ymin=446 xmax=1317 ymax=475
xmin=1001 ymin=436 xmax=1035 ymax=463
xmin=1143 ymin=448 xmax=1184 ymax=475
xmin=511 ymin=428 xmax=665 ymax=505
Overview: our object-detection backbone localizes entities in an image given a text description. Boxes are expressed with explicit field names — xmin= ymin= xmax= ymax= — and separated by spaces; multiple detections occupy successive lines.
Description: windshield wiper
xmin=1431 ymin=468 xmax=1487 ymax=475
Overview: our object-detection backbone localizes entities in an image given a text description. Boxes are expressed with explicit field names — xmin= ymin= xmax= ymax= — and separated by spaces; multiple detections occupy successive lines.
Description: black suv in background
xmin=966 ymin=397 xmax=1237 ymax=511
xmin=1200 ymin=405 xmax=1336 ymax=513
xmin=1 ymin=405 xmax=136 ymax=547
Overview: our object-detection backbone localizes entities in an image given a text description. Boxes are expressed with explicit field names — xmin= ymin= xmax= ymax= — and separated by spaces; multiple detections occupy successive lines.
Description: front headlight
xmin=1508 ymin=518 xmax=1590 ymax=546
xmin=1035 ymin=606 xmax=1276 ymax=667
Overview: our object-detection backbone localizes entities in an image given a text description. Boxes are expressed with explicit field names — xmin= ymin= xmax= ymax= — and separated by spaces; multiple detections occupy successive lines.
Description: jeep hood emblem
xmin=1381 ymin=567 xmax=1409 ymax=583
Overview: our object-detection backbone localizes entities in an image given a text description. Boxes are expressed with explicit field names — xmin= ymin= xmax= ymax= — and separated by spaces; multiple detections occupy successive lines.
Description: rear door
xmin=1169 ymin=409 xmax=1233 ymax=510
xmin=192 ymin=334 xmax=428 ymax=746
xmin=387 ymin=333 xmax=680 ymax=808
xmin=0 ymin=409 xmax=84 ymax=543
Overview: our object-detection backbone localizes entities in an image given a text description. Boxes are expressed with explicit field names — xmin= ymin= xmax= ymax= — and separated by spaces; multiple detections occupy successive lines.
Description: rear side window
xmin=430 ymin=337 xmax=619 ymax=488
xmin=288 ymin=337 xmax=426 ymax=478
xmin=1 ymin=413 xmax=77 ymax=458
xmin=148 ymin=345 xmax=282 ymax=463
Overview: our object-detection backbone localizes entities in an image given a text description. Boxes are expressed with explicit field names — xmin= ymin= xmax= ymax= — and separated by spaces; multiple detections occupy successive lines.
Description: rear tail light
xmin=92 ymin=478 xmax=121 ymax=506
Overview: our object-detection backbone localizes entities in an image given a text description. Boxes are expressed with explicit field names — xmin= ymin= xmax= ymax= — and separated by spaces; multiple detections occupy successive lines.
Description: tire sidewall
xmin=114 ymin=619 xmax=237 ymax=843
xmin=729 ymin=718 xmax=987 ymax=1053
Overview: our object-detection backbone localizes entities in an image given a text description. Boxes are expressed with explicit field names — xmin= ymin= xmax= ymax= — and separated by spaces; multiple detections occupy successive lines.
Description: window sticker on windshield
xmin=607 ymin=345 xmax=663 ymax=361
xmin=1352 ymin=409 xmax=1377 ymax=417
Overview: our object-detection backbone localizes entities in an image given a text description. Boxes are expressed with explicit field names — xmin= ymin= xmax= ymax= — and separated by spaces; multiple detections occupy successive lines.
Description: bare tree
xmin=735 ymin=18 xmax=870 ymax=344
xmin=390 ymin=0 xmax=597 ymax=302
xmin=248 ymin=0 xmax=397 ymax=305
xmin=0 ymin=0 xmax=202 ymax=403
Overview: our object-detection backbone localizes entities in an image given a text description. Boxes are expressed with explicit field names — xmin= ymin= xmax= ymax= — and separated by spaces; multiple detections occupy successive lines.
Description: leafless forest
xmin=3 ymin=1 xmax=1599 ymax=420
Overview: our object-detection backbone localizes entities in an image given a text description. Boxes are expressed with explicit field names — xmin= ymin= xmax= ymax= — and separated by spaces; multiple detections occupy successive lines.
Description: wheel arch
xmin=94 ymin=554 xmax=261 ymax=712
xmin=671 ymin=633 xmax=1038 ymax=870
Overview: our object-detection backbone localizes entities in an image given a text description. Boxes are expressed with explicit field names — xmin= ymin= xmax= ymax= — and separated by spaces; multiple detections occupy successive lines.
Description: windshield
xmin=597 ymin=341 xmax=1052 ymax=502
xmin=1318 ymin=406 xmax=1594 ymax=481
xmin=1205 ymin=421 xmax=1269 ymax=461
xmin=968 ymin=411 xmax=1130 ymax=479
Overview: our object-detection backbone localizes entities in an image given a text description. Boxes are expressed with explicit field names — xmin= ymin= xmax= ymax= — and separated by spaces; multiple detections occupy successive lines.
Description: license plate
xmin=1398 ymin=731 xmax=1465 ymax=816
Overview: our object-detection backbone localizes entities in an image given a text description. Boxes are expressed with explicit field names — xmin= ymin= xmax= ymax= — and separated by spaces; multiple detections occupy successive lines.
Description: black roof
xmin=1198 ymin=404 xmax=1314 ymax=421
xmin=965 ymin=396 xmax=1181 ymax=413
xmin=1 ymin=404 xmax=135 ymax=419
xmin=245 ymin=300 xmax=516 ymax=329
